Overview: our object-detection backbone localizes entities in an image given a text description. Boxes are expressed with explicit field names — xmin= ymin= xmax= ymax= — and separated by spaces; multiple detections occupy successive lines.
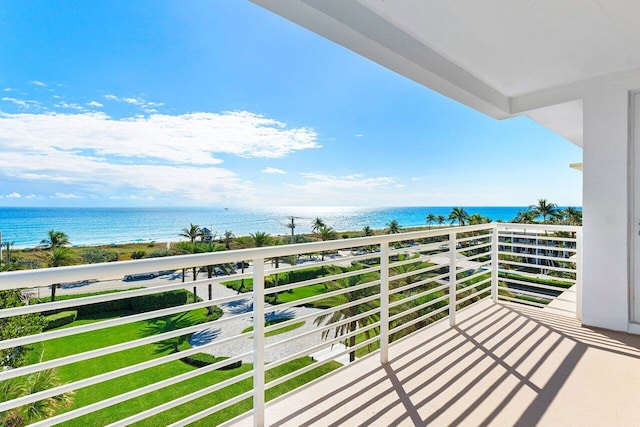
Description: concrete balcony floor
xmin=234 ymin=300 xmax=640 ymax=426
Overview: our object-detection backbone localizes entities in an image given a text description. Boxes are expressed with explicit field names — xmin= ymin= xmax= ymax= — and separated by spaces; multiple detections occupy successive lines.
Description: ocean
xmin=0 ymin=206 xmax=563 ymax=248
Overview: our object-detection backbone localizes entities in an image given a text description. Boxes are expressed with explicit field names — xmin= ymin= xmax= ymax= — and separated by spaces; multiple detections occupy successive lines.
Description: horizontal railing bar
xmin=498 ymin=233 xmax=578 ymax=244
xmin=263 ymin=279 xmax=381 ymax=314
xmin=498 ymin=250 xmax=574 ymax=264
xmin=389 ymin=272 xmax=450 ymax=296
xmin=265 ymin=267 xmax=380 ymax=296
xmin=498 ymin=241 xmax=577 ymax=253
xmin=498 ymin=259 xmax=576 ymax=274
xmin=499 ymin=276 xmax=574 ymax=293
xmin=265 ymin=308 xmax=381 ymax=352
xmin=456 ymin=268 xmax=491 ymax=286
xmin=498 ymin=295 xmax=549 ymax=309
xmin=456 ymin=286 xmax=492 ymax=305
xmin=107 ymin=368 xmax=255 ymax=427
xmin=0 ymin=292 xmax=251 ymax=350
xmin=389 ymin=304 xmax=450 ymax=335
xmin=389 ymin=263 xmax=444 ymax=283
xmin=167 ymin=389 xmax=254 ymax=427
xmin=389 ymin=293 xmax=450 ymax=322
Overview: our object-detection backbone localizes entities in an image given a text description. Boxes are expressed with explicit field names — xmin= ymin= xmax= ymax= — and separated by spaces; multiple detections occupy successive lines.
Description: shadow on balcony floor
xmin=233 ymin=299 xmax=640 ymax=426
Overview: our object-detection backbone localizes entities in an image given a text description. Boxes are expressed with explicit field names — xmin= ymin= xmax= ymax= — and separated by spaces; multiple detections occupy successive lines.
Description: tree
xmin=318 ymin=225 xmax=338 ymax=261
xmin=448 ymin=207 xmax=469 ymax=226
xmin=176 ymin=241 xmax=205 ymax=282
xmin=513 ymin=210 xmax=536 ymax=224
xmin=436 ymin=215 xmax=446 ymax=227
xmin=39 ymin=230 xmax=70 ymax=250
xmin=562 ymin=207 xmax=582 ymax=226
xmin=386 ymin=220 xmax=401 ymax=234
xmin=425 ymin=214 xmax=436 ymax=229
xmin=223 ymin=230 xmax=234 ymax=250
xmin=0 ymin=369 xmax=74 ymax=426
xmin=529 ymin=199 xmax=558 ymax=224
xmin=362 ymin=225 xmax=374 ymax=237
xmin=468 ymin=213 xmax=489 ymax=225
xmin=311 ymin=217 xmax=326 ymax=234
xmin=41 ymin=247 xmax=75 ymax=301
xmin=250 ymin=231 xmax=273 ymax=248
xmin=179 ymin=223 xmax=202 ymax=244
xmin=0 ymin=290 xmax=46 ymax=368
xmin=313 ymin=272 xmax=379 ymax=362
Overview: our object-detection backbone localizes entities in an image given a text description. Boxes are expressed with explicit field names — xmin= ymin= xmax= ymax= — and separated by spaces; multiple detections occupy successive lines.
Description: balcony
xmin=0 ymin=223 xmax=602 ymax=426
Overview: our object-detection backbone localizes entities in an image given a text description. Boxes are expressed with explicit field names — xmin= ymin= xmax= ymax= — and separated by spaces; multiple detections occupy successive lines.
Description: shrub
xmin=44 ymin=310 xmax=78 ymax=330
xmin=80 ymin=248 xmax=119 ymax=264
xmin=145 ymin=249 xmax=176 ymax=258
xmin=130 ymin=250 xmax=146 ymax=259
xmin=37 ymin=289 xmax=190 ymax=316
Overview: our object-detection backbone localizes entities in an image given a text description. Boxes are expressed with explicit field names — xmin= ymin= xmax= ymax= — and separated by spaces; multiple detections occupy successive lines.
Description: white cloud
xmin=262 ymin=167 xmax=287 ymax=174
xmin=280 ymin=173 xmax=396 ymax=205
xmin=2 ymin=97 xmax=42 ymax=109
xmin=411 ymin=177 xmax=424 ymax=182
xmin=1 ymin=192 xmax=22 ymax=199
xmin=87 ymin=101 xmax=103 ymax=108
xmin=29 ymin=80 xmax=46 ymax=87
xmin=396 ymin=184 xmax=406 ymax=188
xmin=55 ymin=101 xmax=85 ymax=111
xmin=0 ymin=110 xmax=319 ymax=204
xmin=4 ymin=88 xmax=13 ymax=92
xmin=355 ymin=133 xmax=364 ymax=138
xmin=53 ymin=192 xmax=81 ymax=199
xmin=104 ymin=94 xmax=164 ymax=113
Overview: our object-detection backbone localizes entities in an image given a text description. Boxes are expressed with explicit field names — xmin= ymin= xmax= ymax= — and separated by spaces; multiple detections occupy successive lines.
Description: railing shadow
xmin=265 ymin=301 xmax=640 ymax=426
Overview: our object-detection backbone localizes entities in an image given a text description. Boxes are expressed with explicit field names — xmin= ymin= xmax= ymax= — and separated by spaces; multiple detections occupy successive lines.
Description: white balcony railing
xmin=0 ymin=223 xmax=581 ymax=426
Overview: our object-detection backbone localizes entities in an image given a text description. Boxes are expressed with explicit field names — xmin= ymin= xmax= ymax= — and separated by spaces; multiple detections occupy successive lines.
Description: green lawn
xmin=28 ymin=306 xmax=340 ymax=426
xmin=242 ymin=321 xmax=305 ymax=337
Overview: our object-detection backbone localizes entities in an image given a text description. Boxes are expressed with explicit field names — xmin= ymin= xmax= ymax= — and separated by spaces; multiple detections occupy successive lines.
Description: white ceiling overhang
xmin=251 ymin=0 xmax=640 ymax=148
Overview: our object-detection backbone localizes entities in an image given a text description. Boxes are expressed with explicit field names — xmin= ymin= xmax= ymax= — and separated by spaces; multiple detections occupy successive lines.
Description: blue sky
xmin=0 ymin=0 xmax=582 ymax=208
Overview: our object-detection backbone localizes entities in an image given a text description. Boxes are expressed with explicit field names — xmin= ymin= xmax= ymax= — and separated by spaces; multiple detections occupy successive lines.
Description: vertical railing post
xmin=575 ymin=227 xmax=583 ymax=322
xmin=380 ymin=241 xmax=389 ymax=364
xmin=449 ymin=231 xmax=457 ymax=326
xmin=491 ymin=224 xmax=499 ymax=303
xmin=252 ymin=258 xmax=265 ymax=427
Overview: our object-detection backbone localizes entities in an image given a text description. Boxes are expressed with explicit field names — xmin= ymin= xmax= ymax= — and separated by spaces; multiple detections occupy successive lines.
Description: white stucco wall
xmin=582 ymin=85 xmax=631 ymax=331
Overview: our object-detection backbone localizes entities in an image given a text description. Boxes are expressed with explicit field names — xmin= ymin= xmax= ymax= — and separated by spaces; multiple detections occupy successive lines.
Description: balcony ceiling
xmin=251 ymin=0 xmax=640 ymax=147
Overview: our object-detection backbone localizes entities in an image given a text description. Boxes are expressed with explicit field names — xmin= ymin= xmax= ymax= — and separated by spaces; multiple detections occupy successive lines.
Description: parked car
xmin=235 ymin=261 xmax=250 ymax=269
xmin=123 ymin=272 xmax=158 ymax=281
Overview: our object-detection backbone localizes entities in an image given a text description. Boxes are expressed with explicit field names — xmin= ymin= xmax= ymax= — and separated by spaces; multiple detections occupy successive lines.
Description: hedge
xmin=38 ymin=289 xmax=190 ymax=316
xmin=44 ymin=310 xmax=78 ymax=330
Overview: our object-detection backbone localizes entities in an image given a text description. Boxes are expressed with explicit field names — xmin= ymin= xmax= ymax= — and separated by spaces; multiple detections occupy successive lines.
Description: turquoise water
xmin=0 ymin=206 xmax=569 ymax=248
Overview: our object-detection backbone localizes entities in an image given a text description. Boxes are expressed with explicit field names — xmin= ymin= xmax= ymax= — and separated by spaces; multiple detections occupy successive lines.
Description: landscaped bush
xmin=130 ymin=250 xmax=146 ymax=259
xmin=80 ymin=248 xmax=119 ymax=264
xmin=179 ymin=352 xmax=241 ymax=370
xmin=37 ymin=289 xmax=190 ymax=316
xmin=44 ymin=310 xmax=78 ymax=330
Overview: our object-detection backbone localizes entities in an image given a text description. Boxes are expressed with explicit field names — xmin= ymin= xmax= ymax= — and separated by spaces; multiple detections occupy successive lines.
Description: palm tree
xmin=386 ymin=220 xmax=401 ymax=234
xmin=362 ymin=225 xmax=374 ymax=237
xmin=176 ymin=241 xmax=205 ymax=283
xmin=313 ymin=272 xmax=380 ymax=362
xmin=436 ymin=215 xmax=446 ymax=227
xmin=311 ymin=217 xmax=326 ymax=234
xmin=319 ymin=225 xmax=338 ymax=261
xmin=250 ymin=231 xmax=273 ymax=248
xmin=425 ymin=214 xmax=436 ymax=229
xmin=448 ymin=207 xmax=469 ymax=226
xmin=223 ymin=230 xmax=234 ymax=250
xmin=40 ymin=230 xmax=70 ymax=250
xmin=529 ymin=199 xmax=558 ymax=224
xmin=563 ymin=207 xmax=582 ymax=226
xmin=0 ymin=369 xmax=74 ymax=426
xmin=41 ymin=247 xmax=74 ymax=301
xmin=468 ymin=213 xmax=489 ymax=225
xmin=180 ymin=223 xmax=202 ymax=243
xmin=513 ymin=210 xmax=536 ymax=224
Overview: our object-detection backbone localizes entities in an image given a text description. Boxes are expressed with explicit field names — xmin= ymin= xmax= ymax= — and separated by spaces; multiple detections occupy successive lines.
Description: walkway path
xmin=189 ymin=281 xmax=350 ymax=365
